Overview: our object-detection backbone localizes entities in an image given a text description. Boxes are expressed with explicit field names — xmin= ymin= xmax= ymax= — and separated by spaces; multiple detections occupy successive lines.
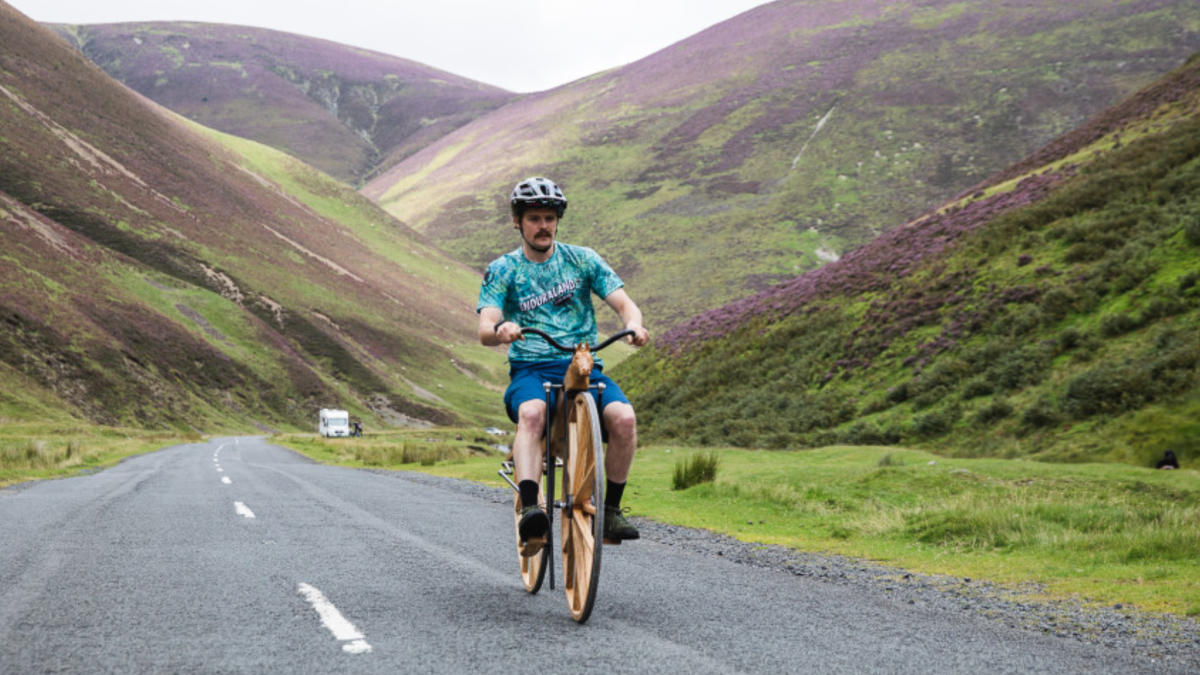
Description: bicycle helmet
xmin=510 ymin=176 xmax=567 ymax=218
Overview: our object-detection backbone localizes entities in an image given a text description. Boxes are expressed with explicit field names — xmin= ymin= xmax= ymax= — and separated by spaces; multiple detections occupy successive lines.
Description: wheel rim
xmin=562 ymin=392 xmax=604 ymax=622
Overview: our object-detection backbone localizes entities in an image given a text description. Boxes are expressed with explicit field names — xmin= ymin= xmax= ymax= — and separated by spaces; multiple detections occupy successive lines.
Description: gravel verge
xmin=386 ymin=469 xmax=1200 ymax=671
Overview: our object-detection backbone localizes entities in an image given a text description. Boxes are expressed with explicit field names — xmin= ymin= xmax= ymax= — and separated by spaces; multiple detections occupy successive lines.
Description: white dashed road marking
xmin=297 ymin=583 xmax=373 ymax=654
xmin=221 ymin=476 xmax=232 ymax=485
xmin=234 ymin=501 xmax=256 ymax=519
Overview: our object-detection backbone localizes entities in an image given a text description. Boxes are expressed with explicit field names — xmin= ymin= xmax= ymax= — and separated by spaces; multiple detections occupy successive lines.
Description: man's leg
xmin=602 ymin=401 xmax=636 ymax=482
xmin=514 ymin=398 xmax=550 ymax=542
xmin=602 ymin=401 xmax=639 ymax=540
xmin=514 ymin=399 xmax=547 ymax=484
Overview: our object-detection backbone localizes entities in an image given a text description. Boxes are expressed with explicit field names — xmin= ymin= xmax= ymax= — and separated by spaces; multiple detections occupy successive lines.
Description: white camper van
xmin=319 ymin=408 xmax=350 ymax=437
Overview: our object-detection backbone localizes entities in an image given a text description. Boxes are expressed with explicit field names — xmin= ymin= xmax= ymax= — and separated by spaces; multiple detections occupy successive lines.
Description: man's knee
xmin=605 ymin=403 xmax=636 ymax=439
xmin=517 ymin=400 xmax=547 ymax=434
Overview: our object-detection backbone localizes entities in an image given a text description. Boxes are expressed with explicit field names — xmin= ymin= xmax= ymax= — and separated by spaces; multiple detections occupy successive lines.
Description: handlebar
xmin=520 ymin=327 xmax=636 ymax=353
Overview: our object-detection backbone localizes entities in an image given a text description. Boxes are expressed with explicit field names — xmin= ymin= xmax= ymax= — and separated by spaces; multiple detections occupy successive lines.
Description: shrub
xmin=1057 ymin=328 xmax=1081 ymax=351
xmin=672 ymin=451 xmax=720 ymax=490
xmin=961 ymin=376 xmax=995 ymax=399
xmin=1064 ymin=242 xmax=1106 ymax=263
xmin=841 ymin=422 xmax=901 ymax=446
xmin=1041 ymin=287 xmax=1077 ymax=322
xmin=1185 ymin=218 xmax=1200 ymax=246
xmin=1138 ymin=296 xmax=1187 ymax=323
xmin=1021 ymin=397 xmax=1061 ymax=429
xmin=1178 ymin=270 xmax=1200 ymax=295
xmin=913 ymin=406 xmax=960 ymax=437
xmin=885 ymin=382 xmax=910 ymax=404
xmin=910 ymin=385 xmax=951 ymax=410
xmin=1100 ymin=313 xmax=1140 ymax=337
xmin=877 ymin=453 xmax=903 ymax=467
xmin=1063 ymin=364 xmax=1153 ymax=418
xmin=990 ymin=344 xmax=1051 ymax=391
xmin=973 ymin=398 xmax=1014 ymax=425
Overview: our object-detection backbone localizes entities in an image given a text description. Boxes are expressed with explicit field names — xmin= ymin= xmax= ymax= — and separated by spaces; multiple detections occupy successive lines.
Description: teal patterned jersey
xmin=477 ymin=243 xmax=624 ymax=363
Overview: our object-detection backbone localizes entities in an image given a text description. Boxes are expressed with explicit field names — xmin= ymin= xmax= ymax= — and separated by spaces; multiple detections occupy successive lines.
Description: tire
xmin=514 ymin=485 xmax=548 ymax=594
xmin=562 ymin=391 xmax=604 ymax=623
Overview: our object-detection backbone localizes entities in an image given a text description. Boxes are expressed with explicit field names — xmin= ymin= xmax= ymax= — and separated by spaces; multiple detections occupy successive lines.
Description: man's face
xmin=515 ymin=208 xmax=558 ymax=253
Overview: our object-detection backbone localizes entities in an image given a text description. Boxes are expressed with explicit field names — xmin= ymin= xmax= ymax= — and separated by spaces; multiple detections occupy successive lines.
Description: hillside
xmin=49 ymin=21 xmax=514 ymax=184
xmin=614 ymin=52 xmax=1200 ymax=466
xmin=0 ymin=2 xmax=505 ymax=431
xmin=365 ymin=0 xmax=1200 ymax=327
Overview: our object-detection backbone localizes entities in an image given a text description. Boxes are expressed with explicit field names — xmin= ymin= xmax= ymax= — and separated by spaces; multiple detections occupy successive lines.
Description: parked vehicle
xmin=319 ymin=408 xmax=351 ymax=437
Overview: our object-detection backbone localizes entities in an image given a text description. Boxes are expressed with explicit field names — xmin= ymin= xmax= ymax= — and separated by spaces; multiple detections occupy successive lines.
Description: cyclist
xmin=477 ymin=176 xmax=650 ymax=547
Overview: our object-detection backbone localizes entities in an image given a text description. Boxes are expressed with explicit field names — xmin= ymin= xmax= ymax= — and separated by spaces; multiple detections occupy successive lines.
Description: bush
xmin=1100 ymin=313 xmax=1140 ymax=337
xmin=1185 ymin=219 xmax=1200 ymax=246
xmin=672 ymin=451 xmax=720 ymax=490
xmin=913 ymin=406 xmax=960 ymax=437
xmin=1021 ymin=397 xmax=1062 ymax=429
xmin=990 ymin=344 xmax=1051 ymax=391
xmin=961 ymin=376 xmax=995 ymax=399
xmin=974 ymin=398 xmax=1014 ymax=425
xmin=886 ymin=382 xmax=910 ymax=404
xmin=1063 ymin=364 xmax=1153 ymax=418
xmin=910 ymin=385 xmax=951 ymax=410
xmin=1177 ymin=270 xmax=1200 ymax=298
xmin=1041 ymin=287 xmax=1077 ymax=322
xmin=840 ymin=422 xmax=901 ymax=446
xmin=1057 ymin=328 xmax=1081 ymax=351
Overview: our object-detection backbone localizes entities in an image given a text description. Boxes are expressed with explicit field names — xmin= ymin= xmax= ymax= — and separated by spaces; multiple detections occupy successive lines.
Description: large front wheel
xmin=562 ymin=392 xmax=604 ymax=623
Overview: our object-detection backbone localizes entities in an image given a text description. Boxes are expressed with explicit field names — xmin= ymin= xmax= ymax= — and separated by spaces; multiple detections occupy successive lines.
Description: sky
xmin=10 ymin=0 xmax=770 ymax=92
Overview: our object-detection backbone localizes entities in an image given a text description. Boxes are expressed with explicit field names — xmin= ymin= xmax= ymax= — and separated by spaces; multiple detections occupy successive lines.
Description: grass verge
xmin=278 ymin=433 xmax=1200 ymax=617
xmin=0 ymin=422 xmax=202 ymax=487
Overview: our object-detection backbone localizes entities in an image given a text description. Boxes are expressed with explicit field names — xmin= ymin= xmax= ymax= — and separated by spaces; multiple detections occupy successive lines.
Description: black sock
xmin=605 ymin=479 xmax=625 ymax=510
xmin=518 ymin=480 xmax=540 ymax=510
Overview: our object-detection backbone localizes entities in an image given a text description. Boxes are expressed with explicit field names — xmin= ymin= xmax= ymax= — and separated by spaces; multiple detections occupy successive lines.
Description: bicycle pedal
xmin=519 ymin=537 xmax=546 ymax=557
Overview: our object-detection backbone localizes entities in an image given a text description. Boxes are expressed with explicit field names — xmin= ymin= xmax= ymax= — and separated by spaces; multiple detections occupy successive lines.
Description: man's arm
xmin=604 ymin=289 xmax=650 ymax=347
xmin=478 ymin=306 xmax=522 ymax=346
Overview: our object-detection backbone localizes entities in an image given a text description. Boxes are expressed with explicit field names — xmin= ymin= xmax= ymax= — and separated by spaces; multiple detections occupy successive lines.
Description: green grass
xmin=280 ymin=436 xmax=1200 ymax=616
xmin=0 ymin=423 xmax=202 ymax=486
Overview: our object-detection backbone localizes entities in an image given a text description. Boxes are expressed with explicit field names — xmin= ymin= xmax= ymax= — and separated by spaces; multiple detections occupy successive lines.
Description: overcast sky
xmin=11 ymin=0 xmax=770 ymax=92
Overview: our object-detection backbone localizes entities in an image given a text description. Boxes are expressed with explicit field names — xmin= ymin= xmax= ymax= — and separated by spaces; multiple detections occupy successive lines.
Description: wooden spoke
xmin=572 ymin=511 xmax=595 ymax=556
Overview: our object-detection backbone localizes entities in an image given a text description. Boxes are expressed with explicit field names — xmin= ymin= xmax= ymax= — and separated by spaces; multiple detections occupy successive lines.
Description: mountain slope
xmin=49 ymin=21 xmax=514 ymax=184
xmin=364 ymin=0 xmax=1200 ymax=327
xmin=1 ymin=2 xmax=503 ymax=430
xmin=613 ymin=52 xmax=1200 ymax=465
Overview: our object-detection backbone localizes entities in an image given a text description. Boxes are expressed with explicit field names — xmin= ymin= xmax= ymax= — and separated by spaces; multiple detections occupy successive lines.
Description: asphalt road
xmin=0 ymin=437 xmax=1173 ymax=673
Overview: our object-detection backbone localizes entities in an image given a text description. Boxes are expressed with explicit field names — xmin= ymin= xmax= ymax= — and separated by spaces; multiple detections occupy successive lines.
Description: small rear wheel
xmin=513 ymin=484 xmax=548 ymax=594
xmin=562 ymin=392 xmax=604 ymax=623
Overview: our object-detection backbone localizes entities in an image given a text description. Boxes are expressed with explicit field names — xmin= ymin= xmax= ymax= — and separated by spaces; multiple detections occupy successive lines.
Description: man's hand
xmin=495 ymin=320 xmax=524 ymax=344
xmin=624 ymin=323 xmax=650 ymax=347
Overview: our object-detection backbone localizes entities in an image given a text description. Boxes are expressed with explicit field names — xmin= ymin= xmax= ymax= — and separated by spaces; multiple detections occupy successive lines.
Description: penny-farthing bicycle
xmin=498 ymin=327 xmax=633 ymax=623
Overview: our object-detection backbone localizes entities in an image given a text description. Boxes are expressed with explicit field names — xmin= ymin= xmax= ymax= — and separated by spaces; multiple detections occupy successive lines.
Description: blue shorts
xmin=504 ymin=359 xmax=631 ymax=426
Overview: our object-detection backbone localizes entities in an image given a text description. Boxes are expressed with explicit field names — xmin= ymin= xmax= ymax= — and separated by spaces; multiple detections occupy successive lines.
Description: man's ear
xmin=512 ymin=215 xmax=522 ymax=230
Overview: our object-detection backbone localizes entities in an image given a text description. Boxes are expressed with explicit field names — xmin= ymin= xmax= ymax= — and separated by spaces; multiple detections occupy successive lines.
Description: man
xmin=477 ymin=176 xmax=650 ymax=546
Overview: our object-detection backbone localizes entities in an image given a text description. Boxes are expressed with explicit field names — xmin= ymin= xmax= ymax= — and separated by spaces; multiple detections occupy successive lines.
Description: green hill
xmin=1 ymin=3 xmax=504 ymax=431
xmin=49 ymin=21 xmax=514 ymax=185
xmin=614 ymin=52 xmax=1200 ymax=466
xmin=364 ymin=0 xmax=1200 ymax=327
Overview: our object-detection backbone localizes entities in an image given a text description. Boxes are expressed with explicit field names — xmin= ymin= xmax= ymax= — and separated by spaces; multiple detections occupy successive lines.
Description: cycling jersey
xmin=477 ymin=243 xmax=624 ymax=363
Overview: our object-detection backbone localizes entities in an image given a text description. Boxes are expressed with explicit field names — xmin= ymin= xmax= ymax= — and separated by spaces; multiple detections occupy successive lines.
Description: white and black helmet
xmin=510 ymin=176 xmax=567 ymax=218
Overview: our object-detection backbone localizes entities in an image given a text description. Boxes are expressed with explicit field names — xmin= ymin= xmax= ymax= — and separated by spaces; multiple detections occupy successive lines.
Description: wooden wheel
xmin=513 ymin=485 xmax=547 ymax=594
xmin=561 ymin=392 xmax=604 ymax=623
